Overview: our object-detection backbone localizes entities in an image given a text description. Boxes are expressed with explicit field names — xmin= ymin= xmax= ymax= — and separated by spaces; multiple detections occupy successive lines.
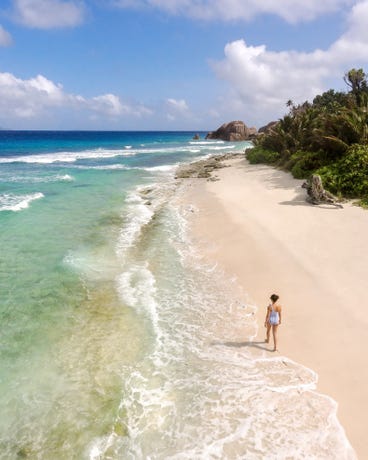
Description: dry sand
xmin=182 ymin=157 xmax=368 ymax=458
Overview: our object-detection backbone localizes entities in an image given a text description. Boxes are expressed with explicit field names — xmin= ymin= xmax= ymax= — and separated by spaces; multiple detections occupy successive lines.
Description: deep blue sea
xmin=0 ymin=131 xmax=355 ymax=459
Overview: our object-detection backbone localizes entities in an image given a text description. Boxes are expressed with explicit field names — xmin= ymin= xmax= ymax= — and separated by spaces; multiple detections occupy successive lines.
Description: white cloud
xmin=166 ymin=98 xmax=189 ymax=113
xmin=0 ymin=25 xmax=13 ymax=46
xmin=90 ymin=94 xmax=125 ymax=116
xmin=88 ymin=94 xmax=152 ymax=117
xmin=12 ymin=0 xmax=85 ymax=29
xmin=210 ymin=0 xmax=368 ymax=126
xmin=165 ymin=98 xmax=190 ymax=121
xmin=0 ymin=72 xmax=68 ymax=118
xmin=0 ymin=71 xmax=152 ymax=122
xmin=331 ymin=0 xmax=368 ymax=62
xmin=113 ymin=0 xmax=354 ymax=23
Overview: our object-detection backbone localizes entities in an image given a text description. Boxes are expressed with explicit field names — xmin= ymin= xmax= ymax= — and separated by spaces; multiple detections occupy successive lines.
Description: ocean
xmin=0 ymin=131 xmax=355 ymax=459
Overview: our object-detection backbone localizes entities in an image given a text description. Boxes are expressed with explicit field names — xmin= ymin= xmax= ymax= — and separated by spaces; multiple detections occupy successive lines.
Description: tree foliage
xmin=249 ymin=68 xmax=368 ymax=202
xmin=343 ymin=68 xmax=368 ymax=105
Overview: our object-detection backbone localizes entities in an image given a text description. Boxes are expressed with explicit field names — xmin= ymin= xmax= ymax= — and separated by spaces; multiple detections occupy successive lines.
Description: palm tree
xmin=344 ymin=68 xmax=368 ymax=106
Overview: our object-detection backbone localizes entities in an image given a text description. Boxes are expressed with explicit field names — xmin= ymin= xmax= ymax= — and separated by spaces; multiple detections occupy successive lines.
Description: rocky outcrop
xmin=175 ymin=153 xmax=243 ymax=180
xmin=247 ymin=126 xmax=258 ymax=138
xmin=206 ymin=121 xmax=257 ymax=141
xmin=258 ymin=121 xmax=278 ymax=134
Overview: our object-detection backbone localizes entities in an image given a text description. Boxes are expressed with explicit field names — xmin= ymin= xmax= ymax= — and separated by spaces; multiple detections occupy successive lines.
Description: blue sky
xmin=1 ymin=0 xmax=368 ymax=130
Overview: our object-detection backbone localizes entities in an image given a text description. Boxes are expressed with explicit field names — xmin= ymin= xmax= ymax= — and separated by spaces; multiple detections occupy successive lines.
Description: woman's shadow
xmin=211 ymin=340 xmax=270 ymax=351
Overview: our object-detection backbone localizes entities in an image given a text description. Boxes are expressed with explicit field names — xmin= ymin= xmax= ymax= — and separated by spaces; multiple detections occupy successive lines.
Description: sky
xmin=1 ymin=0 xmax=368 ymax=130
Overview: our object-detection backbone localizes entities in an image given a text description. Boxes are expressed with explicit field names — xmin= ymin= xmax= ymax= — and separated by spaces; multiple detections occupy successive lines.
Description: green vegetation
xmin=250 ymin=68 xmax=368 ymax=202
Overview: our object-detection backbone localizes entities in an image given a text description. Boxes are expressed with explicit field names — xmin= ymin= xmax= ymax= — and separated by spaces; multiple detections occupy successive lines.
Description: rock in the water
xmin=192 ymin=133 xmax=200 ymax=140
xmin=206 ymin=121 xmax=257 ymax=141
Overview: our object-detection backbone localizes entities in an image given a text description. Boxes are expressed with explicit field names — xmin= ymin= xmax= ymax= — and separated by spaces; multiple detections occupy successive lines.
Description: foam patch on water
xmin=56 ymin=174 xmax=74 ymax=181
xmin=0 ymin=192 xmax=44 ymax=211
xmin=62 ymin=249 xmax=117 ymax=282
xmin=116 ymin=264 xmax=162 ymax=340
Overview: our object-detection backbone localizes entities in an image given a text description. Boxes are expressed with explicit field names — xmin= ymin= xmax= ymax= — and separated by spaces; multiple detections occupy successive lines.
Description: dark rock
xmin=193 ymin=133 xmax=200 ymax=140
xmin=206 ymin=121 xmax=257 ymax=141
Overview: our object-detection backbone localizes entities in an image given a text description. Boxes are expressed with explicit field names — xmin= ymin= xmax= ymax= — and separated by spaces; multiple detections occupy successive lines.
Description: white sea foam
xmin=116 ymin=190 xmax=154 ymax=257
xmin=0 ymin=174 xmax=75 ymax=183
xmin=142 ymin=164 xmax=177 ymax=172
xmin=0 ymin=141 xmax=245 ymax=166
xmin=56 ymin=174 xmax=74 ymax=181
xmin=210 ymin=145 xmax=236 ymax=150
xmin=116 ymin=182 xmax=177 ymax=253
xmin=79 ymin=164 xmax=177 ymax=174
xmin=189 ymin=140 xmax=225 ymax=145
xmin=116 ymin=264 xmax=161 ymax=339
xmin=0 ymin=192 xmax=44 ymax=211
xmin=79 ymin=164 xmax=129 ymax=170
xmin=0 ymin=149 xmax=135 ymax=164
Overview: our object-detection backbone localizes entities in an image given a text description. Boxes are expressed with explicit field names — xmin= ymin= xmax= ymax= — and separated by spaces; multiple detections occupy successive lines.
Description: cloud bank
xmin=2 ymin=0 xmax=368 ymax=128
xmin=113 ymin=0 xmax=354 ymax=23
xmin=0 ymin=71 xmax=151 ymax=125
xmin=12 ymin=0 xmax=85 ymax=29
xmin=210 ymin=0 xmax=368 ymax=125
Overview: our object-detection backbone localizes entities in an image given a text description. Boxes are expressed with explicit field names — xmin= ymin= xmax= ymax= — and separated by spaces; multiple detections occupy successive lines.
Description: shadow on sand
xmin=279 ymin=193 xmax=344 ymax=209
xmin=211 ymin=340 xmax=273 ymax=352
xmin=243 ymin=165 xmax=343 ymax=210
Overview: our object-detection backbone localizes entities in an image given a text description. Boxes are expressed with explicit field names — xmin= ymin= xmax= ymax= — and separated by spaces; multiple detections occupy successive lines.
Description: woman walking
xmin=264 ymin=294 xmax=282 ymax=351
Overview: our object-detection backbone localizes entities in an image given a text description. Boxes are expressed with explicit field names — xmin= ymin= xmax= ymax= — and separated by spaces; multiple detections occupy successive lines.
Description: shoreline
xmin=178 ymin=155 xmax=368 ymax=458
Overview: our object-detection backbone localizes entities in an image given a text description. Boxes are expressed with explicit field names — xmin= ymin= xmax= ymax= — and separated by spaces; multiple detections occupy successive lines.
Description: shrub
xmin=286 ymin=151 xmax=326 ymax=179
xmin=357 ymin=197 xmax=368 ymax=208
xmin=246 ymin=147 xmax=281 ymax=165
xmin=291 ymin=161 xmax=311 ymax=179
xmin=317 ymin=143 xmax=368 ymax=197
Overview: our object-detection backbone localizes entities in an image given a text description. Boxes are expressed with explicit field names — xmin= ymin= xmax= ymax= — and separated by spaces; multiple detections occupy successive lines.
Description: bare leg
xmin=265 ymin=323 xmax=271 ymax=343
xmin=272 ymin=325 xmax=279 ymax=351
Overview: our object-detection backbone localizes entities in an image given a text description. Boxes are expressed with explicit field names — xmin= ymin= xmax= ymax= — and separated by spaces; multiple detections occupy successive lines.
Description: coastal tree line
xmin=248 ymin=68 xmax=368 ymax=206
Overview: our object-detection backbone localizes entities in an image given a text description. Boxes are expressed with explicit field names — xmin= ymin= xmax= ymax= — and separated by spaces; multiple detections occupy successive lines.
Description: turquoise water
xmin=0 ymin=132 xmax=355 ymax=459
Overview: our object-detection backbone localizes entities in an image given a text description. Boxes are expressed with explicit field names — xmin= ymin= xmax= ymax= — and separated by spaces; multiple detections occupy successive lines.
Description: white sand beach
xmin=182 ymin=157 xmax=368 ymax=458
